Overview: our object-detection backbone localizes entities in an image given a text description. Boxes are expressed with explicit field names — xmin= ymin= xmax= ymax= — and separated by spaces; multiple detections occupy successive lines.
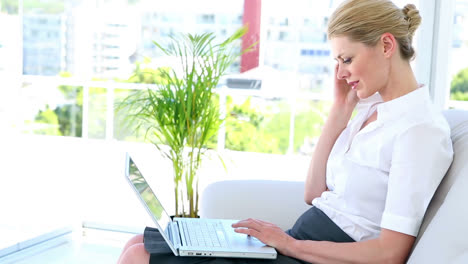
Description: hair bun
xmin=403 ymin=4 xmax=422 ymax=36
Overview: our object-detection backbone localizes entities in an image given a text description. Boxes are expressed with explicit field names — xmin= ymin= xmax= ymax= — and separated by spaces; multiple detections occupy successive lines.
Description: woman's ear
xmin=380 ymin=33 xmax=397 ymax=58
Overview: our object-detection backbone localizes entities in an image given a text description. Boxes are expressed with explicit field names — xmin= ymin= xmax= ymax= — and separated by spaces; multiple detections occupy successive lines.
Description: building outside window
xmin=9 ymin=0 xmax=462 ymax=158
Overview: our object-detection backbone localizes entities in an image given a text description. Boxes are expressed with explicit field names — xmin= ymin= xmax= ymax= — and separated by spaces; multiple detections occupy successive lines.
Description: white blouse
xmin=312 ymin=87 xmax=453 ymax=241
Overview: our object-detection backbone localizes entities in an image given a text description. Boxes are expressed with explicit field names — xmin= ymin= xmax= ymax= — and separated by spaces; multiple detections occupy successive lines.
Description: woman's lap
xmin=146 ymin=206 xmax=354 ymax=264
xmin=148 ymin=254 xmax=304 ymax=264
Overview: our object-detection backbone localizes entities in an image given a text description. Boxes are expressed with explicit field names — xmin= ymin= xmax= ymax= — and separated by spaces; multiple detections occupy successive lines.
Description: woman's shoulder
xmin=398 ymin=105 xmax=452 ymax=141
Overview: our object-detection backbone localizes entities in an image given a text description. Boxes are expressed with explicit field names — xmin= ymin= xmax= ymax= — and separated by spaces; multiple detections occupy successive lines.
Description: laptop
xmin=124 ymin=153 xmax=277 ymax=259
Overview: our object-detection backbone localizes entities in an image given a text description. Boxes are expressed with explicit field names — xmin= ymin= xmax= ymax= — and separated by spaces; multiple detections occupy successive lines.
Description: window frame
xmin=415 ymin=0 xmax=456 ymax=110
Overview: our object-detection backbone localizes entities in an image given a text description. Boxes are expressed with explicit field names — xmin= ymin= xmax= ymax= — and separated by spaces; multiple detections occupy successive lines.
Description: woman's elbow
xmin=379 ymin=251 xmax=410 ymax=264
xmin=304 ymin=188 xmax=328 ymax=205
xmin=303 ymin=192 xmax=318 ymax=205
xmin=385 ymin=246 xmax=413 ymax=264
xmin=378 ymin=230 xmax=415 ymax=264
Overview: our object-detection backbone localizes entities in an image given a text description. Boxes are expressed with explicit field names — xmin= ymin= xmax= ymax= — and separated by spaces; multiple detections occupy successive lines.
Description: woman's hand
xmin=232 ymin=218 xmax=296 ymax=256
xmin=333 ymin=64 xmax=359 ymax=111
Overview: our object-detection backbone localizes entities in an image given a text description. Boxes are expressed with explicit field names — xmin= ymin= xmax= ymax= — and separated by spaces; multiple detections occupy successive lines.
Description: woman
xmin=118 ymin=0 xmax=453 ymax=263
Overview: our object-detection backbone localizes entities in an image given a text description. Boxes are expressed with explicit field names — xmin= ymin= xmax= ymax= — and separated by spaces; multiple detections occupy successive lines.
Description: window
xmin=9 ymin=0 xmax=430 ymax=154
xmin=279 ymin=17 xmax=289 ymax=26
xmin=449 ymin=0 xmax=468 ymax=106
xmin=278 ymin=31 xmax=289 ymax=41
xmin=198 ymin=14 xmax=215 ymax=24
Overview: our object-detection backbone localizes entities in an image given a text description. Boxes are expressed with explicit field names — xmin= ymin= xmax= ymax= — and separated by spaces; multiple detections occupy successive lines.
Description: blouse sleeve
xmin=380 ymin=122 xmax=453 ymax=236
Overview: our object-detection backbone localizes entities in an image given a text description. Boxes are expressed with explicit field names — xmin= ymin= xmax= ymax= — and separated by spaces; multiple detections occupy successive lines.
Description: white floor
xmin=0 ymin=228 xmax=135 ymax=264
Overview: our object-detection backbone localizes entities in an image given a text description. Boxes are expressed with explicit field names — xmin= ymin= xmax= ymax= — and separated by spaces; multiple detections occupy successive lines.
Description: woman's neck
xmin=379 ymin=59 xmax=419 ymax=102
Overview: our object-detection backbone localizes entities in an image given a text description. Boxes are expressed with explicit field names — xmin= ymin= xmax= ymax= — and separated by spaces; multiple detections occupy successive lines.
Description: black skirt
xmin=144 ymin=206 xmax=354 ymax=264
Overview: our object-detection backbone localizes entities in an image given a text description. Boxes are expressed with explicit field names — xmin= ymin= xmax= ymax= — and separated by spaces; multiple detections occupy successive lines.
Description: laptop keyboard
xmin=181 ymin=220 xmax=228 ymax=247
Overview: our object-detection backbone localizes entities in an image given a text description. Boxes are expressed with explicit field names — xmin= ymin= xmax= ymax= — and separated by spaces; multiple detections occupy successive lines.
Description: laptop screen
xmin=127 ymin=156 xmax=173 ymax=239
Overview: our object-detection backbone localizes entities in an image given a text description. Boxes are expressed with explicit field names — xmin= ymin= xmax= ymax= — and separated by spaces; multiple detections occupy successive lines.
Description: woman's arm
xmin=232 ymin=219 xmax=415 ymax=264
xmin=304 ymin=64 xmax=359 ymax=204
xmin=285 ymin=228 xmax=415 ymax=264
xmin=304 ymin=104 xmax=354 ymax=204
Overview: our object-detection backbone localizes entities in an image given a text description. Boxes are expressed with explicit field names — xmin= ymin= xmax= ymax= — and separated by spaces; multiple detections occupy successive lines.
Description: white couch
xmin=200 ymin=109 xmax=468 ymax=263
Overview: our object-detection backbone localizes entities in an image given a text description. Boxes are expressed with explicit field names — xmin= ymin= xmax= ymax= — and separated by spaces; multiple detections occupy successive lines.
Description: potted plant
xmin=119 ymin=27 xmax=252 ymax=218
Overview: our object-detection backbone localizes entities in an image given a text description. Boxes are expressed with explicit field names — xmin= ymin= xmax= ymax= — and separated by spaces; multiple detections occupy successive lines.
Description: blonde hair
xmin=327 ymin=0 xmax=422 ymax=60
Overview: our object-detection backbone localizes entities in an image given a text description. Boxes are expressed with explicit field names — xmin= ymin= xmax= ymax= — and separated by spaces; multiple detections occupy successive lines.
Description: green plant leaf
xmin=118 ymin=26 xmax=254 ymax=217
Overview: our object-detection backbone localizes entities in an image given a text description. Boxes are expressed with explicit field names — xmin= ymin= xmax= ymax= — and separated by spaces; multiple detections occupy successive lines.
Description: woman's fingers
xmin=232 ymin=218 xmax=264 ymax=231
xmin=233 ymin=226 xmax=262 ymax=238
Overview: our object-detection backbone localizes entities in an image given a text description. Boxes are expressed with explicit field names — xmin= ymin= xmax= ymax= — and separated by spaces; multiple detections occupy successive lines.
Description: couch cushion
xmin=408 ymin=109 xmax=468 ymax=263
xmin=200 ymin=180 xmax=310 ymax=230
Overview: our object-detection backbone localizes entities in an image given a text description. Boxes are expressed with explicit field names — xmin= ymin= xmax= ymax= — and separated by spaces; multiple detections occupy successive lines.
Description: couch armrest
xmin=200 ymin=180 xmax=310 ymax=230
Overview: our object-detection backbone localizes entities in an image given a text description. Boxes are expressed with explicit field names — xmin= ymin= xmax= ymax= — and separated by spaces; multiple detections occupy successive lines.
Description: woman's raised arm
xmin=304 ymin=64 xmax=359 ymax=204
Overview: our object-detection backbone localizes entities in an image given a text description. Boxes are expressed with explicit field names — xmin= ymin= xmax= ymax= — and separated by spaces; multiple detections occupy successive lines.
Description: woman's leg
xmin=122 ymin=234 xmax=144 ymax=253
xmin=117 ymin=234 xmax=149 ymax=264
xmin=117 ymin=243 xmax=150 ymax=264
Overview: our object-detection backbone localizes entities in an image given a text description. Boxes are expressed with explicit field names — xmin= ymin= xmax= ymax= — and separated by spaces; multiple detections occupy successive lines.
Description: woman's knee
xmin=120 ymin=243 xmax=150 ymax=264
xmin=123 ymin=234 xmax=144 ymax=250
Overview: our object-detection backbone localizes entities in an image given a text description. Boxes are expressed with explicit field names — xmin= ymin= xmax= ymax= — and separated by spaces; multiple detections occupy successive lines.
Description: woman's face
xmin=330 ymin=36 xmax=390 ymax=99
